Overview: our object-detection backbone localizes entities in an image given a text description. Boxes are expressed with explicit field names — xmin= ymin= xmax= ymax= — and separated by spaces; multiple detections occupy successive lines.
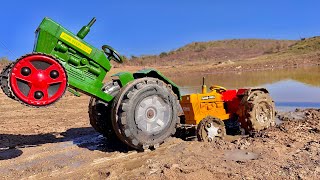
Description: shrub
xmin=0 ymin=57 xmax=10 ymax=64
xmin=159 ymin=52 xmax=168 ymax=58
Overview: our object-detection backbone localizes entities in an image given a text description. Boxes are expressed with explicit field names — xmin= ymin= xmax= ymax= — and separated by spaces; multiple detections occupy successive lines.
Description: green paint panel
xmin=111 ymin=72 xmax=134 ymax=87
xmin=33 ymin=17 xmax=113 ymax=102
xmin=32 ymin=17 xmax=180 ymax=102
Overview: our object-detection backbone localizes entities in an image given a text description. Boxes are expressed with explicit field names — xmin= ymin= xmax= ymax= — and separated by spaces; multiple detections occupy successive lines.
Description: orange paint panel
xmin=180 ymin=89 xmax=231 ymax=125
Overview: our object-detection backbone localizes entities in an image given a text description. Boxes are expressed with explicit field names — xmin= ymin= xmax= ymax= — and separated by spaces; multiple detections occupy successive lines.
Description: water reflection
xmin=168 ymin=66 xmax=320 ymax=110
xmin=266 ymin=80 xmax=320 ymax=110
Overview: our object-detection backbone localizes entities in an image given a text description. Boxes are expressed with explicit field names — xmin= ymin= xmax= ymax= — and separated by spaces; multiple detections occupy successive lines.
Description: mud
xmin=0 ymin=92 xmax=320 ymax=179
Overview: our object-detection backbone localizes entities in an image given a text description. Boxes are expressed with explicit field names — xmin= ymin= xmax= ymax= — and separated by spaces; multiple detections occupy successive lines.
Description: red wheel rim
xmin=10 ymin=54 xmax=67 ymax=106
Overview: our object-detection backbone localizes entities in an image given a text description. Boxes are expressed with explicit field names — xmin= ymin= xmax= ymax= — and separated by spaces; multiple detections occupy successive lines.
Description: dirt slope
xmin=0 ymin=92 xmax=319 ymax=179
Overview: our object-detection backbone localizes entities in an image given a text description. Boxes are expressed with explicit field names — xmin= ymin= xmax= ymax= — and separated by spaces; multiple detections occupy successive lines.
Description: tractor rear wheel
xmin=88 ymin=81 xmax=120 ymax=139
xmin=239 ymin=91 xmax=275 ymax=133
xmin=111 ymin=77 xmax=179 ymax=151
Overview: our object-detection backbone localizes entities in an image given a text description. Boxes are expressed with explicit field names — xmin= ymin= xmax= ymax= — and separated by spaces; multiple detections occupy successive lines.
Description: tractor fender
xmin=133 ymin=69 xmax=181 ymax=100
xmin=111 ymin=72 xmax=134 ymax=88
xmin=238 ymin=87 xmax=270 ymax=101
xmin=247 ymin=87 xmax=269 ymax=95
xmin=111 ymin=69 xmax=181 ymax=100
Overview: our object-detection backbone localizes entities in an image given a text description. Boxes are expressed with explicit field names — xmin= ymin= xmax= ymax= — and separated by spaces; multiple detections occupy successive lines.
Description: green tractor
xmin=0 ymin=17 xmax=181 ymax=150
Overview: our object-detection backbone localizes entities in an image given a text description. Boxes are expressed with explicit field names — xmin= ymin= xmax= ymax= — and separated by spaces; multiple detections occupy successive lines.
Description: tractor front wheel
xmin=111 ymin=78 xmax=179 ymax=151
xmin=88 ymin=81 xmax=120 ymax=139
xmin=197 ymin=116 xmax=226 ymax=142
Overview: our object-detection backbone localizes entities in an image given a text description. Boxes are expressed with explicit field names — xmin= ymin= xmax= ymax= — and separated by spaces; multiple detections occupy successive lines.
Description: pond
xmin=169 ymin=66 xmax=320 ymax=111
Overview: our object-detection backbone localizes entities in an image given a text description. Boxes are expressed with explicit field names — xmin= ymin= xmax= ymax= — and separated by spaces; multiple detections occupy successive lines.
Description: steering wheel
xmin=210 ymin=85 xmax=227 ymax=93
xmin=102 ymin=45 xmax=123 ymax=63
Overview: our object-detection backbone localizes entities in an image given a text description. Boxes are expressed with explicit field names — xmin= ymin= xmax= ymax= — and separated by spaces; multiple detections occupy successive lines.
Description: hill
xmin=287 ymin=36 xmax=320 ymax=53
xmin=1 ymin=37 xmax=320 ymax=76
xmin=126 ymin=39 xmax=297 ymax=66
xmin=122 ymin=37 xmax=320 ymax=76
xmin=0 ymin=57 xmax=10 ymax=70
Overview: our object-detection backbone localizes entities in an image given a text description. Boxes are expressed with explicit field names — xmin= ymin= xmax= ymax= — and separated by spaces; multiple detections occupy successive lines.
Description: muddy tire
xmin=88 ymin=81 xmax=120 ymax=139
xmin=197 ymin=116 xmax=226 ymax=142
xmin=111 ymin=77 xmax=179 ymax=151
xmin=239 ymin=91 xmax=275 ymax=133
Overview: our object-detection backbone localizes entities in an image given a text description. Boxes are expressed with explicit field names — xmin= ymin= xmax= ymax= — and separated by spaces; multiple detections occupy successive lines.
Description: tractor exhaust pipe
xmin=202 ymin=77 xmax=207 ymax=94
xmin=77 ymin=17 xmax=96 ymax=39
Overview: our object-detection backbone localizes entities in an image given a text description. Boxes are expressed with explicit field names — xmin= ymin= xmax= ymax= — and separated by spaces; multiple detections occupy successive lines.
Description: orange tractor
xmin=179 ymin=78 xmax=275 ymax=142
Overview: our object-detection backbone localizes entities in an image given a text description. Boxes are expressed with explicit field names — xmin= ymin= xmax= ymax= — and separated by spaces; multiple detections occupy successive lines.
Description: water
xmin=265 ymin=80 xmax=320 ymax=111
xmin=224 ymin=149 xmax=259 ymax=161
xmin=169 ymin=66 xmax=320 ymax=111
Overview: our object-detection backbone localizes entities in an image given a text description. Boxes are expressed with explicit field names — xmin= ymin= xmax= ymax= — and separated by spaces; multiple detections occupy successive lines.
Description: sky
xmin=0 ymin=0 xmax=319 ymax=60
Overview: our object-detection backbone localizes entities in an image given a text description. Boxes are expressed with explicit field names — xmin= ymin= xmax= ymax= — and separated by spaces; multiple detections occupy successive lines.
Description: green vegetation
xmin=287 ymin=36 xmax=320 ymax=54
xmin=159 ymin=52 xmax=168 ymax=58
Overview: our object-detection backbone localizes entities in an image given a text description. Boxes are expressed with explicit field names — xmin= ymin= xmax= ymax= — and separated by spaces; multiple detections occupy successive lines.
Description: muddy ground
xmin=0 ymin=92 xmax=320 ymax=179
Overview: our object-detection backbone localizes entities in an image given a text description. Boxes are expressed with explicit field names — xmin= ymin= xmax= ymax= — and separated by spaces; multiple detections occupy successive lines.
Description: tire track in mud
xmin=0 ymin=133 xmax=133 ymax=179
xmin=1 ymin=92 xmax=320 ymax=179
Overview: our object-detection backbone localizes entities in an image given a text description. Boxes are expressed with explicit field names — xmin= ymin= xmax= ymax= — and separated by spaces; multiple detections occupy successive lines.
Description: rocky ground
xmin=0 ymin=92 xmax=319 ymax=179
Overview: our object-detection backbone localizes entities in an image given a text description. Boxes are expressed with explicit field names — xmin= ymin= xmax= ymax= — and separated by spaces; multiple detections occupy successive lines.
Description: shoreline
xmin=110 ymin=54 xmax=320 ymax=78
